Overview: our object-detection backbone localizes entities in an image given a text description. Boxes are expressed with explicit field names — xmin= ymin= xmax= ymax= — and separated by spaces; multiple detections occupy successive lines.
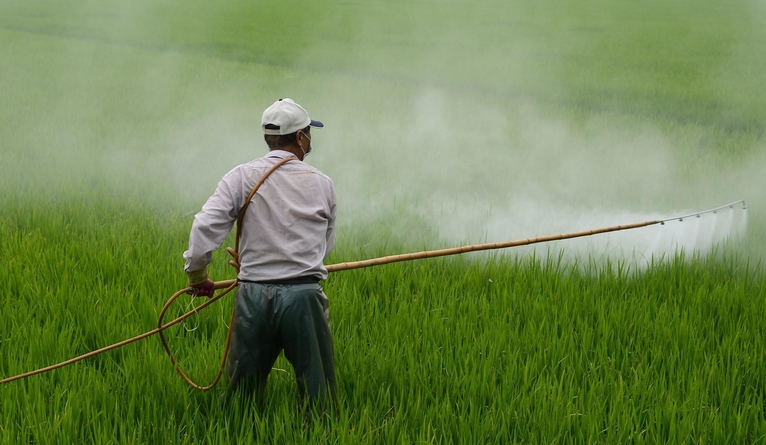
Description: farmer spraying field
xmin=184 ymin=98 xmax=337 ymax=409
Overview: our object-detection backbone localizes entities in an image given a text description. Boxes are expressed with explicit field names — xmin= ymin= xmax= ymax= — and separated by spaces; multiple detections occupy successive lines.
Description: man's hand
xmin=187 ymin=279 xmax=215 ymax=298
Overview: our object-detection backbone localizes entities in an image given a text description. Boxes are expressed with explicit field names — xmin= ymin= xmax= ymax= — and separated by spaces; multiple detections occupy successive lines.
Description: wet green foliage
xmin=1 ymin=193 xmax=765 ymax=443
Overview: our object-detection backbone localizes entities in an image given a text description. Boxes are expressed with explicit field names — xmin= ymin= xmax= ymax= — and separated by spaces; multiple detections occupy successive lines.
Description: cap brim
xmin=310 ymin=120 xmax=324 ymax=128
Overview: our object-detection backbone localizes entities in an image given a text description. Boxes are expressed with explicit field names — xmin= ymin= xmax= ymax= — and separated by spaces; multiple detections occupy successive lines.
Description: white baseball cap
xmin=261 ymin=98 xmax=324 ymax=135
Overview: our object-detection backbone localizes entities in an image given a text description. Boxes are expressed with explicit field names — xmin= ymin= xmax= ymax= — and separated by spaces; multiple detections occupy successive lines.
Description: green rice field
xmin=1 ymin=0 xmax=765 ymax=443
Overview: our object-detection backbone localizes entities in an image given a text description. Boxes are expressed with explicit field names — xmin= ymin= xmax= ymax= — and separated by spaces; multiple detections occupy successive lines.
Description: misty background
xmin=1 ymin=0 xmax=763 ymax=265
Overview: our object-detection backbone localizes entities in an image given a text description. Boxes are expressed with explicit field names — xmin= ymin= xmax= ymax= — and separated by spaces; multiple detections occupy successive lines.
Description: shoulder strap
xmin=227 ymin=156 xmax=296 ymax=272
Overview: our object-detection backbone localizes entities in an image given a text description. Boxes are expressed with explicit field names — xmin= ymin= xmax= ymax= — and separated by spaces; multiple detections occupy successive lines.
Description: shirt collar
xmin=267 ymin=149 xmax=298 ymax=160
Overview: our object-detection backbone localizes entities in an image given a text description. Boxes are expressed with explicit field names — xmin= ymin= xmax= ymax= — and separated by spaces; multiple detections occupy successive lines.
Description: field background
xmin=1 ymin=0 xmax=765 ymax=443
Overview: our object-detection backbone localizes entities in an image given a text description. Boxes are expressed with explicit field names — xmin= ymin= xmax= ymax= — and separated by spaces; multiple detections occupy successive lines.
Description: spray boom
xmin=660 ymin=199 xmax=746 ymax=224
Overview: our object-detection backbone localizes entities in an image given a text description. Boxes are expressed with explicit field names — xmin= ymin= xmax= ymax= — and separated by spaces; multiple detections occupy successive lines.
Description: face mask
xmin=300 ymin=131 xmax=313 ymax=158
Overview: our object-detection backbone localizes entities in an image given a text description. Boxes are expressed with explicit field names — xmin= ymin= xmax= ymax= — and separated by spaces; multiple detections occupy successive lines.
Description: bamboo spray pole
xmin=212 ymin=219 xmax=662 ymax=290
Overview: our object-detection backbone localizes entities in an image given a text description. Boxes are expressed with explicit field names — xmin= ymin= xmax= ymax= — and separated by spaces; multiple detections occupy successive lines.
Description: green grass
xmin=2 ymin=0 xmax=766 ymax=443
xmin=2 ymin=195 xmax=764 ymax=442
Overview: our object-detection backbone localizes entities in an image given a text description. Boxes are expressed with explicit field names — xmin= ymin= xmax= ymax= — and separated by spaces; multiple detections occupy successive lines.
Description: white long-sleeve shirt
xmin=183 ymin=150 xmax=336 ymax=282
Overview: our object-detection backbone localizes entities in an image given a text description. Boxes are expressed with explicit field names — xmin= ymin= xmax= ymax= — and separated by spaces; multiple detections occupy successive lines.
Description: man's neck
xmin=269 ymin=147 xmax=305 ymax=161
xmin=270 ymin=147 xmax=303 ymax=161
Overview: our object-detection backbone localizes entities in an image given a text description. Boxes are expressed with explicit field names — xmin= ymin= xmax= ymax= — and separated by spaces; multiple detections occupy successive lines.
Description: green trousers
xmin=226 ymin=282 xmax=337 ymax=407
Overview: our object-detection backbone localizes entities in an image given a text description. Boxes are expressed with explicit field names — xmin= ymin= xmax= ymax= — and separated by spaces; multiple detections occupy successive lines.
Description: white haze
xmin=314 ymin=89 xmax=756 ymax=266
xmin=3 ymin=0 xmax=764 ymax=268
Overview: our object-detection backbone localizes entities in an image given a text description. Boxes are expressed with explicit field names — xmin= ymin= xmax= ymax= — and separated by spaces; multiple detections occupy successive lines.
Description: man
xmin=183 ymin=98 xmax=337 ymax=408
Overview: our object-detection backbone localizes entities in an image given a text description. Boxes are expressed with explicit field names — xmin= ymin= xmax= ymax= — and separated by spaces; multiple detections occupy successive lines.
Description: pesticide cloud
xmin=316 ymin=88 xmax=756 ymax=266
xmin=2 ymin=0 xmax=764 ymax=267
xmin=300 ymin=1 xmax=765 ymax=266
